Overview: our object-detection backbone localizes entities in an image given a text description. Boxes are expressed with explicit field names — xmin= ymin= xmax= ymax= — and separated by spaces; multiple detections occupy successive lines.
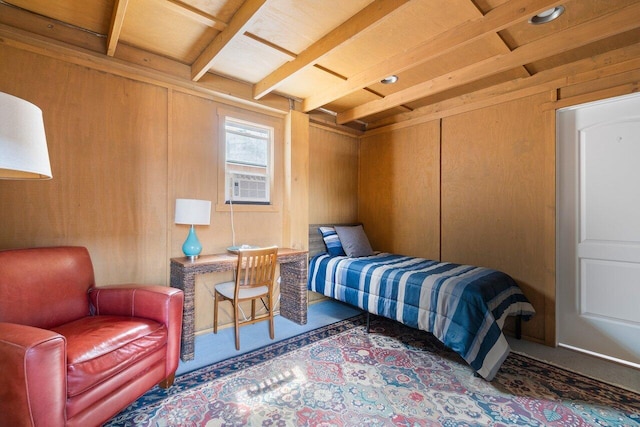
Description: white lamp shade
xmin=0 ymin=92 xmax=52 ymax=179
xmin=175 ymin=198 xmax=211 ymax=225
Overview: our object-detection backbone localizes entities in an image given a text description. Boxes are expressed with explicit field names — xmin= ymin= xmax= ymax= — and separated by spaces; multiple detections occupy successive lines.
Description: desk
xmin=170 ymin=248 xmax=308 ymax=361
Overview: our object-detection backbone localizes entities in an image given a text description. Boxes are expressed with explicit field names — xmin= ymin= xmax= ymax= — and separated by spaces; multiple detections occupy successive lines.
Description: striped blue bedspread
xmin=308 ymin=252 xmax=535 ymax=380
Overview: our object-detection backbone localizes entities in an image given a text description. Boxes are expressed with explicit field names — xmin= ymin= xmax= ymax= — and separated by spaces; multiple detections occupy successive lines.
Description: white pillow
xmin=334 ymin=225 xmax=374 ymax=257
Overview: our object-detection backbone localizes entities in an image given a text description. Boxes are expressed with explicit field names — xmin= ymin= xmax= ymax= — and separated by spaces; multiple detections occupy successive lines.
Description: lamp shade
xmin=0 ymin=92 xmax=52 ymax=179
xmin=175 ymin=198 xmax=211 ymax=225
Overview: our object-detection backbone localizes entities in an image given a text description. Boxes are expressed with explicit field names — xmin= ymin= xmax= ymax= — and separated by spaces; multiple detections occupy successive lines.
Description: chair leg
xmin=213 ymin=292 xmax=219 ymax=334
xmin=268 ymin=295 xmax=274 ymax=340
xmin=234 ymin=303 xmax=240 ymax=350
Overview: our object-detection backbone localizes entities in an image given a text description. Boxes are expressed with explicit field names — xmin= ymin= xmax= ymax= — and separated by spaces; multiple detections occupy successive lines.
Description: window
xmin=224 ymin=117 xmax=273 ymax=204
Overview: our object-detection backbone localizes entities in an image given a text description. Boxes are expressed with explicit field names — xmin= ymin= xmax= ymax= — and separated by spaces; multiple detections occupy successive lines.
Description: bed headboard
xmin=308 ymin=223 xmax=361 ymax=259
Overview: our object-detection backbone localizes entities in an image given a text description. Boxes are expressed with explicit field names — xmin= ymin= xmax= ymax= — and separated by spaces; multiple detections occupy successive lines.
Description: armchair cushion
xmin=52 ymin=315 xmax=167 ymax=398
xmin=89 ymin=285 xmax=184 ymax=382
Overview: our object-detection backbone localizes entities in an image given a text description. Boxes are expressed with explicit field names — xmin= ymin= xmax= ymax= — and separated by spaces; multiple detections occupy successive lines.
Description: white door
xmin=557 ymin=93 xmax=640 ymax=368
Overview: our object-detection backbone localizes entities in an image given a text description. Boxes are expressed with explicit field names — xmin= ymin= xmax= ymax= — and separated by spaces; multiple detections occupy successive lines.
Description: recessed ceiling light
xmin=529 ymin=6 xmax=564 ymax=24
xmin=380 ymin=75 xmax=398 ymax=84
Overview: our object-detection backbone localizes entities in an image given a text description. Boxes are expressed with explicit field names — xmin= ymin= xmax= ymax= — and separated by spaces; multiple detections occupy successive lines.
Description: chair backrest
xmin=0 ymin=246 xmax=95 ymax=328
xmin=234 ymin=246 xmax=278 ymax=297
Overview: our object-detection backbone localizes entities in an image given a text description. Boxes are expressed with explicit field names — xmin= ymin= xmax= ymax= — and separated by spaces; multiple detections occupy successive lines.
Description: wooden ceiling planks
xmin=2 ymin=0 xmax=639 ymax=127
xmin=5 ymin=0 xmax=114 ymax=34
xmin=207 ymin=32 xmax=294 ymax=84
xmin=301 ymin=0 xmax=564 ymax=113
xmin=252 ymin=0 xmax=409 ymax=100
xmin=164 ymin=0 xmax=227 ymax=31
xmin=335 ymin=0 xmax=640 ymax=124
xmin=367 ymin=41 xmax=640 ymax=131
xmin=121 ymin=0 xmax=222 ymax=63
xmin=191 ymin=0 xmax=268 ymax=80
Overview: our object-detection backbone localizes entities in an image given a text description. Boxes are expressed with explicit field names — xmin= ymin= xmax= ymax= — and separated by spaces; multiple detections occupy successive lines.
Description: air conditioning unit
xmin=229 ymin=172 xmax=269 ymax=203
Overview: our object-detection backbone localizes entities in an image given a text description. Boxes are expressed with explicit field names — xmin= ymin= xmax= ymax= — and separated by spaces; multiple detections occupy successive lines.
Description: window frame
xmin=216 ymin=108 xmax=281 ymax=213
xmin=224 ymin=117 xmax=272 ymax=204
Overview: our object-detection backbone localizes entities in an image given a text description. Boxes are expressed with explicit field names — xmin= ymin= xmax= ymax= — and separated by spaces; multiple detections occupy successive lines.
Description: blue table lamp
xmin=175 ymin=198 xmax=211 ymax=260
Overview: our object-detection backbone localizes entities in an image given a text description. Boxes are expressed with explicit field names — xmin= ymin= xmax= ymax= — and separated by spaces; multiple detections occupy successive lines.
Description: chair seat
xmin=52 ymin=315 xmax=167 ymax=397
xmin=215 ymin=281 xmax=269 ymax=299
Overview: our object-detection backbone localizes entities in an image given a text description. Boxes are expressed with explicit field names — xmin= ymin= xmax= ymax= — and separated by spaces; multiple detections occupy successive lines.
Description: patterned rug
xmin=106 ymin=315 xmax=640 ymax=426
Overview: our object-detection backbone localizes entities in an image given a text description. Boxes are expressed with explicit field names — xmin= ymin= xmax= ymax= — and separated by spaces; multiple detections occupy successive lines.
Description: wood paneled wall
xmin=357 ymin=67 xmax=639 ymax=347
xmin=0 ymin=43 xmax=291 ymax=333
xmin=308 ymin=123 xmax=360 ymax=304
xmin=308 ymin=124 xmax=359 ymax=224
xmin=0 ymin=45 xmax=169 ymax=285
xmin=441 ymin=92 xmax=556 ymax=344
xmin=0 ymin=37 xmax=357 ymax=331
xmin=358 ymin=94 xmax=554 ymax=345
xmin=359 ymin=121 xmax=441 ymax=260
xmin=284 ymin=110 xmax=310 ymax=251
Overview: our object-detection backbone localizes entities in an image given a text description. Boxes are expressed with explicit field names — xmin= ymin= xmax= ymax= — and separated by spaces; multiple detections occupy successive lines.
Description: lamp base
xmin=182 ymin=225 xmax=203 ymax=259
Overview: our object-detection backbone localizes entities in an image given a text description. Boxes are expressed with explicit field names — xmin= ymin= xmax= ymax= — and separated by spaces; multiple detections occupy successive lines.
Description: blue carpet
xmin=176 ymin=299 xmax=361 ymax=375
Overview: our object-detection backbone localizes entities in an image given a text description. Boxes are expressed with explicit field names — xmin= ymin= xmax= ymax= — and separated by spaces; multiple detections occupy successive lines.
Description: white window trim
xmin=216 ymin=107 xmax=282 ymax=213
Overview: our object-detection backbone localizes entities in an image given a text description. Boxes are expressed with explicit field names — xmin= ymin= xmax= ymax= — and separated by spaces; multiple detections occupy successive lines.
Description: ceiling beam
xmin=367 ymin=42 xmax=640 ymax=132
xmin=336 ymin=1 xmax=640 ymax=124
xmin=302 ymin=0 xmax=564 ymax=113
xmin=252 ymin=0 xmax=410 ymax=100
xmin=191 ymin=0 xmax=267 ymax=81
xmin=106 ymin=0 xmax=129 ymax=57
xmin=165 ymin=0 xmax=227 ymax=32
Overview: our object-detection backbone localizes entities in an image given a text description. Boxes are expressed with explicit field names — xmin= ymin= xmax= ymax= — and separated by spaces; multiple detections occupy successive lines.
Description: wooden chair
xmin=213 ymin=246 xmax=278 ymax=350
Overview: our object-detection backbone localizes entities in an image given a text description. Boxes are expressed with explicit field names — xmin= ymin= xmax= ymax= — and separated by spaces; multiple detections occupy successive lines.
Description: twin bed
xmin=307 ymin=224 xmax=535 ymax=381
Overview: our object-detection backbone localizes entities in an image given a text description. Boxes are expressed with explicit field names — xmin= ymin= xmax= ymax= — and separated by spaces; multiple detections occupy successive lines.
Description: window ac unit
xmin=229 ymin=172 xmax=269 ymax=203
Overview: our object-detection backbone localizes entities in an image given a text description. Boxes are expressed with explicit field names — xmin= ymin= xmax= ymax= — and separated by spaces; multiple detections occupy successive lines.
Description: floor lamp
xmin=0 ymin=92 xmax=52 ymax=180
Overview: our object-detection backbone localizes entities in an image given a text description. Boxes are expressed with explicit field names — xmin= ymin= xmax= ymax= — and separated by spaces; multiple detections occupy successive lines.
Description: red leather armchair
xmin=0 ymin=246 xmax=184 ymax=427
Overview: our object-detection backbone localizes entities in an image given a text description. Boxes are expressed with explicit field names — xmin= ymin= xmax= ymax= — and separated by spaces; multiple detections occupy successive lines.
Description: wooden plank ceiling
xmin=2 ymin=0 xmax=639 ymax=131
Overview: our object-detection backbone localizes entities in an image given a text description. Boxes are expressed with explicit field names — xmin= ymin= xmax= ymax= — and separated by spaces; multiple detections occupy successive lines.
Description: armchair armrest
xmin=89 ymin=285 xmax=184 ymax=378
xmin=0 ymin=323 xmax=66 ymax=427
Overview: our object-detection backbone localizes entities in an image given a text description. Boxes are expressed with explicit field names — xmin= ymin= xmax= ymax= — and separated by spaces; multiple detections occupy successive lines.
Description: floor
xmin=508 ymin=335 xmax=640 ymax=393
xmin=175 ymin=299 xmax=361 ymax=376
xmin=177 ymin=300 xmax=640 ymax=394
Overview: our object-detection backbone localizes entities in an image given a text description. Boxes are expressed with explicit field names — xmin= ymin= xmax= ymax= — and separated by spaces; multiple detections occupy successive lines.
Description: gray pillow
xmin=334 ymin=225 xmax=374 ymax=257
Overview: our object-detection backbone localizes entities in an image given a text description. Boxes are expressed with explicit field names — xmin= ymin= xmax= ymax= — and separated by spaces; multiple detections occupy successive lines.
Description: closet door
xmin=557 ymin=93 xmax=640 ymax=367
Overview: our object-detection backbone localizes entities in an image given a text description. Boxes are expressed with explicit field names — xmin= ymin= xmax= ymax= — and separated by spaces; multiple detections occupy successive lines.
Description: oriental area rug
xmin=106 ymin=316 xmax=640 ymax=426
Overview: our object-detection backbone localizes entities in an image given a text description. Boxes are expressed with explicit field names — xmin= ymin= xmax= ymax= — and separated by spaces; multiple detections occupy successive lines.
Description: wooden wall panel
xmin=170 ymin=91 xmax=223 ymax=333
xmin=441 ymin=92 xmax=555 ymax=344
xmin=308 ymin=123 xmax=359 ymax=304
xmin=308 ymin=124 xmax=359 ymax=224
xmin=284 ymin=110 xmax=310 ymax=251
xmin=359 ymin=121 xmax=440 ymax=260
xmin=0 ymin=44 xmax=289 ymax=334
xmin=0 ymin=44 xmax=168 ymax=285
xmin=170 ymin=91 xmax=219 ymax=256
xmin=170 ymin=93 xmax=287 ymax=333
